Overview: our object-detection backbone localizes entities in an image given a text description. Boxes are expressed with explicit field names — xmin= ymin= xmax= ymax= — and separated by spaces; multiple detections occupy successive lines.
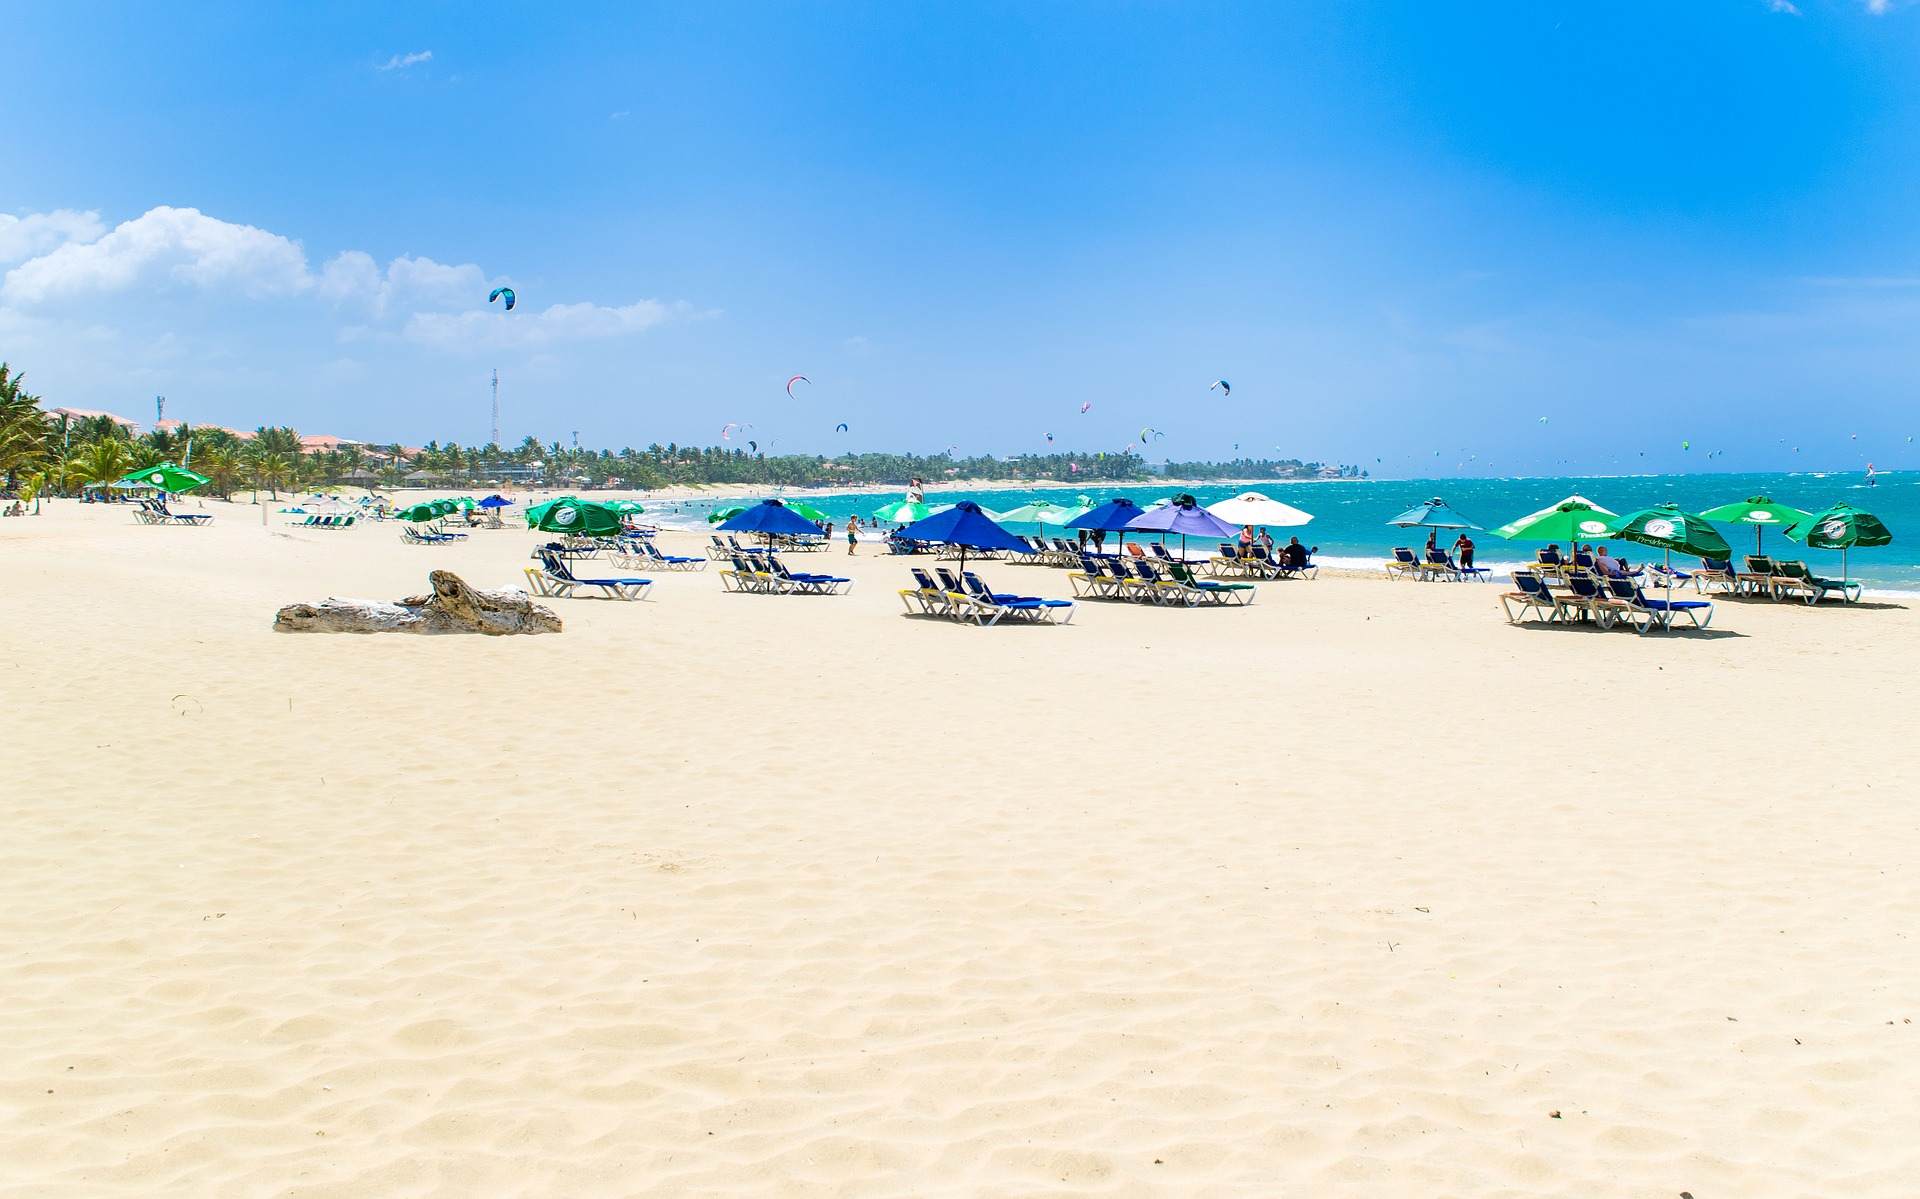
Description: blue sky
xmin=3 ymin=1 xmax=1918 ymax=475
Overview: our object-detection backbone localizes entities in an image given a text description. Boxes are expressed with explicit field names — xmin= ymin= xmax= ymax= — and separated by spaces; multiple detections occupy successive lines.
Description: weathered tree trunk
xmin=274 ymin=570 xmax=562 ymax=635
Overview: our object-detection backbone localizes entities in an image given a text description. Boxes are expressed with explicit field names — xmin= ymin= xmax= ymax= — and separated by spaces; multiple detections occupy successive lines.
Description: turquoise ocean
xmin=640 ymin=470 xmax=1916 ymax=592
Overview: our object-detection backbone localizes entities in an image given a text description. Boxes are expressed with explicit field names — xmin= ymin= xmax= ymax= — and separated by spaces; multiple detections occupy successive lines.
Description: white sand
xmin=4 ymin=498 xmax=1918 ymax=1196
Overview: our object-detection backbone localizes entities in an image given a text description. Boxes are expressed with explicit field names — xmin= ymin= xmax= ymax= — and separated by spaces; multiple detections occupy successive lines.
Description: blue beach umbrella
xmin=1126 ymin=493 xmax=1240 ymax=563
xmin=478 ymin=494 xmax=515 ymax=509
xmin=1387 ymin=496 xmax=1482 ymax=531
xmin=896 ymin=500 xmax=1030 ymax=573
xmin=1068 ymin=496 xmax=1146 ymax=552
xmin=1387 ymin=496 xmax=1484 ymax=552
xmin=718 ymin=499 xmax=822 ymax=548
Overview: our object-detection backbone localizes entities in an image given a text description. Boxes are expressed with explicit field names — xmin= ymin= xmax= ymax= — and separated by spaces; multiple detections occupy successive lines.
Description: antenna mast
xmin=490 ymin=369 xmax=500 ymax=446
xmin=155 ymin=395 xmax=166 ymax=427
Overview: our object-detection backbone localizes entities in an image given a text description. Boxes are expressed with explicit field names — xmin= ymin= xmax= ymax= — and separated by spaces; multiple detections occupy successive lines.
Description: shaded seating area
xmin=401 ymin=525 xmax=465 ymax=545
xmin=132 ymin=497 xmax=213 ymax=526
xmin=719 ymin=554 xmax=852 ymax=595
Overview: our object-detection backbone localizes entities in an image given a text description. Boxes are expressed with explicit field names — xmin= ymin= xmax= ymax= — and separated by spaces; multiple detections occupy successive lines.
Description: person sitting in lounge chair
xmin=1283 ymin=537 xmax=1310 ymax=571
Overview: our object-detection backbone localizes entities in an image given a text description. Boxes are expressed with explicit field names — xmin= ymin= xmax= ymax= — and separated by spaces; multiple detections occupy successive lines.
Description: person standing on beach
xmin=1452 ymin=531 xmax=1475 ymax=570
xmin=846 ymin=514 xmax=861 ymax=555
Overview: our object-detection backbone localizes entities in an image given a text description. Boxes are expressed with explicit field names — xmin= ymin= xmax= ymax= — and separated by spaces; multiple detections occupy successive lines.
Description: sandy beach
xmin=4 ymin=498 xmax=1918 ymax=1197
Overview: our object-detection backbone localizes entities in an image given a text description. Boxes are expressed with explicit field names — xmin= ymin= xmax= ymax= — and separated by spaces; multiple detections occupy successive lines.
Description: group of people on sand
xmin=1238 ymin=525 xmax=1313 ymax=570
xmin=1547 ymin=542 xmax=1636 ymax=578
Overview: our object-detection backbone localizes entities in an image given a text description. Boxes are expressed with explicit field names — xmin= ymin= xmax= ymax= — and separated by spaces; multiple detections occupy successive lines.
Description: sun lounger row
xmin=1209 ymin=543 xmax=1317 ymax=580
xmin=1068 ymin=555 xmax=1254 ymax=605
xmin=524 ymin=550 xmax=652 ymax=600
xmin=1384 ymin=546 xmax=1490 ymax=581
xmin=293 ymin=514 xmax=357 ymax=529
xmin=132 ymin=499 xmax=212 ymax=526
xmin=899 ymin=567 xmax=1075 ymax=625
xmin=708 ymin=534 xmax=779 ymax=560
xmin=1501 ymin=570 xmax=1713 ymax=633
xmin=718 ymin=554 xmax=853 ymax=595
xmin=609 ymin=540 xmax=706 ymax=571
xmin=401 ymin=525 xmax=466 ymax=545
xmin=1720 ymin=555 xmax=1861 ymax=604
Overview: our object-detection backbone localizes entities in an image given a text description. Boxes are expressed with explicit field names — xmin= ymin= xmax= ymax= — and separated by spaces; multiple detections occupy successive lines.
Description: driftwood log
xmin=274 ymin=570 xmax=562 ymax=635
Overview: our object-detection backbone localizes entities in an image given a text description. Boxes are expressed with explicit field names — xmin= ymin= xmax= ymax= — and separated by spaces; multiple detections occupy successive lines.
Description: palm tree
xmin=199 ymin=445 xmax=246 ymax=499
xmin=250 ymin=449 xmax=293 ymax=499
xmin=74 ymin=439 xmax=133 ymax=494
xmin=0 ymin=362 xmax=50 ymax=490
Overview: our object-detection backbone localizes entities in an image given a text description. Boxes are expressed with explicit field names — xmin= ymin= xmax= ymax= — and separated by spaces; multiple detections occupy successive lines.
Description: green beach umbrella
xmin=1785 ymin=501 xmax=1892 ymax=589
xmin=601 ymin=499 xmax=647 ymax=515
xmin=118 ymin=462 xmax=209 ymax=495
xmin=872 ymin=498 xmax=937 ymax=524
xmin=1606 ymin=503 xmax=1731 ymax=615
xmin=1606 ymin=503 xmax=1731 ymax=559
xmin=707 ymin=504 xmax=748 ymax=524
xmin=526 ymin=496 xmax=623 ymax=536
xmin=994 ymin=500 xmax=1067 ymax=524
xmin=1489 ymin=495 xmax=1619 ymax=549
xmin=395 ymin=502 xmax=444 ymax=522
xmin=1699 ymin=495 xmax=1810 ymax=555
xmin=779 ymin=500 xmax=827 ymax=522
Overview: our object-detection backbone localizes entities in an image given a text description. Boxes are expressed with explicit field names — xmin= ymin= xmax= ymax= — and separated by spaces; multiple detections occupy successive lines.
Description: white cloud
xmin=1767 ymin=0 xmax=1801 ymax=14
xmin=317 ymin=249 xmax=383 ymax=302
xmin=0 ymin=210 xmax=106 ymax=265
xmin=2 ymin=206 xmax=309 ymax=304
xmin=0 ymin=203 xmax=693 ymax=375
xmin=404 ymin=299 xmax=683 ymax=350
xmin=378 ymin=50 xmax=432 ymax=71
xmin=610 ymin=110 xmax=631 ymax=121
xmin=1865 ymin=0 xmax=1896 ymax=12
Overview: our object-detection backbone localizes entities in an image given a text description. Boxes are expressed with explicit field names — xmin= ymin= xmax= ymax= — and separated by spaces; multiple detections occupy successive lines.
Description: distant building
xmin=49 ymin=407 xmax=141 ymax=431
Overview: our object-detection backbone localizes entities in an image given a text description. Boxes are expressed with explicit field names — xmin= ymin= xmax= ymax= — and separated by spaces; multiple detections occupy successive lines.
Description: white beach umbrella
xmin=1206 ymin=491 xmax=1314 ymax=527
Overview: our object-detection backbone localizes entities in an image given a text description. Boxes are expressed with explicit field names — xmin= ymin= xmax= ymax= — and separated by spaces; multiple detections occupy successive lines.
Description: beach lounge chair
xmin=1737 ymin=555 xmax=1777 ymax=596
xmin=1423 ymin=548 xmax=1467 ymax=581
xmin=1426 ymin=548 xmax=1490 ymax=582
xmin=1565 ymin=573 xmax=1633 ymax=629
xmin=619 ymin=540 xmax=704 ymax=572
xmin=1499 ymin=571 xmax=1567 ymax=624
xmin=1769 ymin=560 xmax=1861 ymax=604
xmin=401 ymin=525 xmax=454 ymax=545
xmin=899 ymin=567 xmax=952 ymax=616
xmin=651 ymin=541 xmax=707 ymax=570
xmin=719 ymin=553 xmax=771 ymax=592
xmin=1604 ymin=576 xmax=1714 ymax=632
xmin=525 ymin=550 xmax=651 ymax=600
xmin=1208 ymin=543 xmax=1249 ymax=578
xmin=766 ymin=555 xmax=853 ymax=595
xmin=707 ymin=535 xmax=733 ymax=560
xmin=1644 ymin=561 xmax=1693 ymax=591
xmin=956 ymin=571 xmax=1076 ymax=625
xmin=1068 ymin=555 xmax=1120 ymax=599
xmin=1692 ymin=558 xmax=1737 ymax=594
xmin=1287 ymin=550 xmax=1319 ymax=580
xmin=1384 ymin=547 xmax=1429 ymax=580
xmin=1135 ymin=560 xmax=1254 ymax=606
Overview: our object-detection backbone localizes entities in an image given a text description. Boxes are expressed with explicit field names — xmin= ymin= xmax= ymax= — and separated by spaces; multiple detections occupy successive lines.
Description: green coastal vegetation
xmin=0 ymin=360 xmax=1365 ymax=500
